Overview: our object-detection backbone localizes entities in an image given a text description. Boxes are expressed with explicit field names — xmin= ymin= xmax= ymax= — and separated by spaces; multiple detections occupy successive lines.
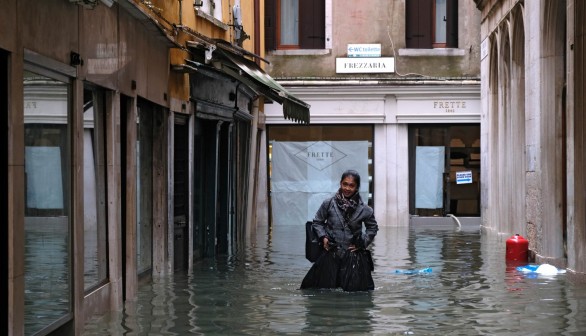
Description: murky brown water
xmin=83 ymin=223 xmax=586 ymax=335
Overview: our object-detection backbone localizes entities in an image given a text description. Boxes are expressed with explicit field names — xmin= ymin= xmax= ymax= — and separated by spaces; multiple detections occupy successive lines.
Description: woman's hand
xmin=322 ymin=237 xmax=330 ymax=251
xmin=348 ymin=244 xmax=357 ymax=252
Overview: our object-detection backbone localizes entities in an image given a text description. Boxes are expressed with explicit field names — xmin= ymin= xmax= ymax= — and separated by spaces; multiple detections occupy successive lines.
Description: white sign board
xmin=456 ymin=171 xmax=473 ymax=184
xmin=347 ymin=44 xmax=381 ymax=57
xmin=481 ymin=38 xmax=489 ymax=61
xmin=336 ymin=57 xmax=395 ymax=74
xmin=395 ymin=97 xmax=481 ymax=123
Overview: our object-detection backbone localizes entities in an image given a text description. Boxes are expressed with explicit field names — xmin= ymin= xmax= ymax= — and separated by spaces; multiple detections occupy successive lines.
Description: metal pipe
xmin=447 ymin=214 xmax=462 ymax=230
xmin=179 ymin=0 xmax=182 ymax=26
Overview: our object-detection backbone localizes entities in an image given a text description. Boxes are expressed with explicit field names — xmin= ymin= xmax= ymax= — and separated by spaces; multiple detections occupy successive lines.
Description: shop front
xmin=174 ymin=37 xmax=311 ymax=262
xmin=264 ymin=82 xmax=481 ymax=227
xmin=396 ymin=91 xmax=481 ymax=226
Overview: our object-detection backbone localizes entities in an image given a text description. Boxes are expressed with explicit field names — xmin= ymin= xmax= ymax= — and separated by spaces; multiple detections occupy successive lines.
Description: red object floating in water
xmin=506 ymin=234 xmax=529 ymax=262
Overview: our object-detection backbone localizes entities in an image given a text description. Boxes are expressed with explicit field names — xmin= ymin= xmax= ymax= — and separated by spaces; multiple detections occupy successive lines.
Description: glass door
xmin=409 ymin=125 xmax=480 ymax=217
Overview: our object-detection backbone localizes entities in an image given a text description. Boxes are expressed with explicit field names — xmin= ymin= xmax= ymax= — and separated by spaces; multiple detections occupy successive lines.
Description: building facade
xmin=261 ymin=0 xmax=482 ymax=229
xmin=475 ymin=0 xmax=586 ymax=279
xmin=2 ymin=0 xmax=308 ymax=335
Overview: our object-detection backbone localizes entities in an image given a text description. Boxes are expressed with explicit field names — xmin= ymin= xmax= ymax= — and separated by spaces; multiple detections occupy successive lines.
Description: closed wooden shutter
xmin=299 ymin=0 xmax=325 ymax=49
xmin=446 ymin=0 xmax=458 ymax=48
xmin=406 ymin=0 xmax=432 ymax=49
xmin=265 ymin=0 xmax=276 ymax=51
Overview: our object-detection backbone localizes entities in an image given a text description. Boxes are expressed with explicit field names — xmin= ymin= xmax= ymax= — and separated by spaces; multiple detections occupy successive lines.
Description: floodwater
xmin=83 ymin=223 xmax=586 ymax=335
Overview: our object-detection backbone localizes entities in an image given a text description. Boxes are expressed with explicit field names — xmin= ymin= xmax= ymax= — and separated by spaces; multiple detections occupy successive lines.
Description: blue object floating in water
xmin=516 ymin=264 xmax=539 ymax=273
xmin=516 ymin=264 xmax=566 ymax=275
xmin=394 ymin=267 xmax=432 ymax=275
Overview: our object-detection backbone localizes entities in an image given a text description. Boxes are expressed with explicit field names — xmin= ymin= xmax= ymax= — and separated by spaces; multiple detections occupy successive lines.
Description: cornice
xmin=275 ymin=82 xmax=481 ymax=99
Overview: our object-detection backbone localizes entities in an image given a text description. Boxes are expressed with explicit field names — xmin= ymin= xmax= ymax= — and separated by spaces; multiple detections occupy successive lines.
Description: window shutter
xmin=299 ymin=0 xmax=325 ymax=49
xmin=406 ymin=0 xmax=432 ymax=49
xmin=265 ymin=0 xmax=276 ymax=51
xmin=446 ymin=0 xmax=458 ymax=48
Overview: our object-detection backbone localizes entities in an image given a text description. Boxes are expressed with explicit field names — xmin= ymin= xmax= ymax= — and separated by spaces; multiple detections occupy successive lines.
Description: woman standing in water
xmin=301 ymin=169 xmax=378 ymax=291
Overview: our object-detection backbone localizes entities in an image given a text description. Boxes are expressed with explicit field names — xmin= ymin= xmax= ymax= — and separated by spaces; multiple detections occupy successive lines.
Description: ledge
xmin=268 ymin=49 xmax=331 ymax=56
xmin=395 ymin=113 xmax=480 ymax=123
xmin=398 ymin=48 xmax=466 ymax=57
xmin=195 ymin=9 xmax=229 ymax=31
xmin=265 ymin=112 xmax=385 ymax=125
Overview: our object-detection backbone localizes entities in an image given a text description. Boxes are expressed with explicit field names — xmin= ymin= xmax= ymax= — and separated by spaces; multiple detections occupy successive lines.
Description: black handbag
xmin=305 ymin=221 xmax=322 ymax=262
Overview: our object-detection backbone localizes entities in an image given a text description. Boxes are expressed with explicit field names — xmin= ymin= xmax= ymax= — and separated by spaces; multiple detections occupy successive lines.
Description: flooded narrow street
xmin=83 ymin=223 xmax=586 ymax=335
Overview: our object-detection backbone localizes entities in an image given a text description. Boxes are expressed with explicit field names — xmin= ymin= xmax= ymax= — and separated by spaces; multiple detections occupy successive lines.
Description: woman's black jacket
xmin=312 ymin=196 xmax=378 ymax=250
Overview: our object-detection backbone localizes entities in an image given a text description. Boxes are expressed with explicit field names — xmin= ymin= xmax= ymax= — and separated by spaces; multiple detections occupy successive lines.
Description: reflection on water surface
xmin=83 ymin=224 xmax=586 ymax=335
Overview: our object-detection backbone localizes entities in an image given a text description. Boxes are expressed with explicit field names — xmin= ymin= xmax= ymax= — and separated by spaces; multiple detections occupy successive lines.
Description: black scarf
xmin=335 ymin=188 xmax=360 ymax=222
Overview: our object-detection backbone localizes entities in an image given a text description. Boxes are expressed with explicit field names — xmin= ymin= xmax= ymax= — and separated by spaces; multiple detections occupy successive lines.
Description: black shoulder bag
xmin=305 ymin=221 xmax=321 ymax=262
xmin=305 ymin=198 xmax=333 ymax=262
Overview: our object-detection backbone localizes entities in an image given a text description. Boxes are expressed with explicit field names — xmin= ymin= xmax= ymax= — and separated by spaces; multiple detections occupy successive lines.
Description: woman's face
xmin=340 ymin=176 xmax=358 ymax=198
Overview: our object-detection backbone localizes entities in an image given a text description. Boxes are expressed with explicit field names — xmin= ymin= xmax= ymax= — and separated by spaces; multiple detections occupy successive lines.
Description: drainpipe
xmin=178 ymin=0 xmax=182 ymax=26
xmin=254 ymin=0 xmax=260 ymax=65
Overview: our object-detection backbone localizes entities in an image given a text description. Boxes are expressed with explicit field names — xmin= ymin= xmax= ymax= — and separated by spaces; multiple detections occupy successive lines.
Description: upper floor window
xmin=199 ymin=0 xmax=223 ymax=22
xmin=406 ymin=0 xmax=458 ymax=49
xmin=265 ymin=0 xmax=325 ymax=50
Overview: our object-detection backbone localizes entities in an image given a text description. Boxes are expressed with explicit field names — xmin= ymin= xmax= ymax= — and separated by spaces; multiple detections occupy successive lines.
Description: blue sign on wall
xmin=456 ymin=171 xmax=473 ymax=184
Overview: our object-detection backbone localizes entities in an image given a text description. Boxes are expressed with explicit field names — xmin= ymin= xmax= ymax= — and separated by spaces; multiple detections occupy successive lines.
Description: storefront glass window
xmin=23 ymin=70 xmax=72 ymax=334
xmin=409 ymin=125 xmax=480 ymax=217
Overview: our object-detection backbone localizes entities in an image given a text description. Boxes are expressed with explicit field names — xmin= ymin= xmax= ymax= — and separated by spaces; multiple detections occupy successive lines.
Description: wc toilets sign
xmin=336 ymin=43 xmax=394 ymax=74
xmin=347 ymin=44 xmax=381 ymax=57
xmin=456 ymin=171 xmax=473 ymax=184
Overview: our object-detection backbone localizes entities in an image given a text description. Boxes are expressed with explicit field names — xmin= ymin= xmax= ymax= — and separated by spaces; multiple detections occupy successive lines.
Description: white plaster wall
xmin=480 ymin=0 xmax=568 ymax=265
xmin=479 ymin=34 xmax=491 ymax=229
xmin=524 ymin=1 xmax=566 ymax=260
xmin=523 ymin=2 xmax=543 ymax=247
xmin=373 ymin=123 xmax=410 ymax=227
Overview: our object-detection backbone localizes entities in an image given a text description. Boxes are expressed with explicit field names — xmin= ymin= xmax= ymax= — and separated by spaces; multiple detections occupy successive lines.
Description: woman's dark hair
xmin=340 ymin=169 xmax=361 ymax=189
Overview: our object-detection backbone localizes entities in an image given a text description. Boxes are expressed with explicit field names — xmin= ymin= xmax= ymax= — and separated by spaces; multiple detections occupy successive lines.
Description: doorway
xmin=1 ymin=49 xmax=7 ymax=336
xmin=193 ymin=118 xmax=219 ymax=259
xmin=409 ymin=124 xmax=480 ymax=217
xmin=173 ymin=117 xmax=189 ymax=270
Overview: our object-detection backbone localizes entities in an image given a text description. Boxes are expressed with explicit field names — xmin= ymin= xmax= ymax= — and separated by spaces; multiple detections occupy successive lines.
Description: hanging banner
xmin=271 ymin=141 xmax=369 ymax=226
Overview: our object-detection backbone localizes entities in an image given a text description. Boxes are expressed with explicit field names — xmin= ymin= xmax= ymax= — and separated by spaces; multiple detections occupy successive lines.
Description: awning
xmin=216 ymin=49 xmax=310 ymax=124
xmin=183 ymin=40 xmax=310 ymax=124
